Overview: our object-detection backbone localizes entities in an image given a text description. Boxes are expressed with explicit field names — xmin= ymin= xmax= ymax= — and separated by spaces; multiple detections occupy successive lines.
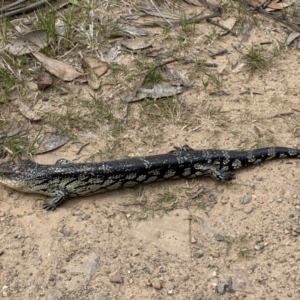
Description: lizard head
xmin=0 ymin=160 xmax=37 ymax=190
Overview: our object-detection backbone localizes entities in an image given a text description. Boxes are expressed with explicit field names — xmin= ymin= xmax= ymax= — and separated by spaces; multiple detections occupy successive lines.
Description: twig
xmin=1 ymin=0 xmax=56 ymax=18
xmin=241 ymin=0 xmax=300 ymax=33
xmin=133 ymin=12 xmax=220 ymax=28
xmin=208 ymin=49 xmax=228 ymax=58
xmin=76 ymin=143 xmax=90 ymax=155
xmin=269 ymin=111 xmax=294 ymax=118
xmin=206 ymin=18 xmax=238 ymax=36
xmin=259 ymin=0 xmax=271 ymax=9
xmin=0 ymin=0 xmax=26 ymax=14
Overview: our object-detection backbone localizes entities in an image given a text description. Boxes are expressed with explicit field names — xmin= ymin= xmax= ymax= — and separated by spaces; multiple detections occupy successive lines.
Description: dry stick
xmin=1 ymin=0 xmax=56 ymax=18
xmin=137 ymin=12 xmax=220 ymax=28
xmin=259 ymin=0 xmax=271 ymax=9
xmin=0 ymin=0 xmax=27 ymax=14
xmin=242 ymin=0 xmax=300 ymax=33
xmin=208 ymin=49 xmax=228 ymax=58
xmin=206 ymin=18 xmax=238 ymax=36
xmin=269 ymin=112 xmax=294 ymax=118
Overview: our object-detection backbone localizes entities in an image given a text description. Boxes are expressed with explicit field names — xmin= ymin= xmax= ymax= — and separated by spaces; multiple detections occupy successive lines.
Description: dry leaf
xmin=36 ymin=135 xmax=70 ymax=154
xmin=106 ymin=44 xmax=121 ymax=63
xmin=32 ymin=52 xmax=83 ymax=81
xmin=121 ymin=25 xmax=149 ymax=36
xmin=286 ymin=32 xmax=300 ymax=45
xmin=125 ymin=83 xmax=190 ymax=102
xmin=82 ymin=59 xmax=101 ymax=90
xmin=121 ymin=40 xmax=152 ymax=51
xmin=6 ymin=30 xmax=48 ymax=55
xmin=139 ymin=3 xmax=179 ymax=19
xmin=77 ymin=57 xmax=107 ymax=87
xmin=18 ymin=101 xmax=42 ymax=121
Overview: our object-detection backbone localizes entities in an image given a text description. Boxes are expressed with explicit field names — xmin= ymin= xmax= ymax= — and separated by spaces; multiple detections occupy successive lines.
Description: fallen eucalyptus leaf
xmin=32 ymin=52 xmax=83 ymax=81
xmin=122 ymin=25 xmax=149 ymax=36
xmin=36 ymin=135 xmax=70 ymax=154
xmin=286 ymin=32 xmax=300 ymax=45
xmin=18 ymin=101 xmax=43 ymax=121
xmin=82 ymin=59 xmax=101 ymax=90
xmin=125 ymin=83 xmax=190 ymax=102
xmin=121 ymin=40 xmax=152 ymax=50
xmin=76 ymin=58 xmax=107 ymax=85
xmin=139 ymin=3 xmax=179 ymax=19
xmin=106 ymin=44 xmax=121 ymax=63
xmin=6 ymin=30 xmax=48 ymax=55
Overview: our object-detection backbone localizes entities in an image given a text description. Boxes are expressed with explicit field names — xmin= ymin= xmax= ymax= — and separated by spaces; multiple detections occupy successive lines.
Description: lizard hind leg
xmin=195 ymin=164 xmax=235 ymax=181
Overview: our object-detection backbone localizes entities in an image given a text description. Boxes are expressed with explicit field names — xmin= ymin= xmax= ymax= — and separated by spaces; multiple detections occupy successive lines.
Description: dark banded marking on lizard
xmin=0 ymin=145 xmax=300 ymax=211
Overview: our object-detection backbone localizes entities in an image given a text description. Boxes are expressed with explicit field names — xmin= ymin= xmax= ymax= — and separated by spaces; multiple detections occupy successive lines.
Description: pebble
xmin=132 ymin=251 xmax=140 ymax=257
xmin=292 ymin=226 xmax=300 ymax=234
xmin=109 ymin=271 xmax=123 ymax=283
xmin=254 ymin=243 xmax=264 ymax=250
xmin=190 ymin=236 xmax=197 ymax=244
xmin=214 ymin=234 xmax=225 ymax=241
xmin=194 ymin=251 xmax=204 ymax=258
xmin=244 ymin=205 xmax=253 ymax=214
xmin=241 ymin=195 xmax=249 ymax=205
xmin=221 ymin=198 xmax=228 ymax=204
xmin=151 ymin=279 xmax=162 ymax=290
xmin=216 ymin=282 xmax=226 ymax=294
xmin=210 ymin=252 xmax=220 ymax=258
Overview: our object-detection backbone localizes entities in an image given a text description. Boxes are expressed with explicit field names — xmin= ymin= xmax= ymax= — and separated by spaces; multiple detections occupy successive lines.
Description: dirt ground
xmin=1 ymin=0 xmax=300 ymax=299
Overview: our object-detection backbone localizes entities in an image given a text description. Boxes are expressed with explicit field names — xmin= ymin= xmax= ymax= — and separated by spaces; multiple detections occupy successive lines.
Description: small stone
xmin=214 ymin=234 xmax=225 ymax=241
xmin=194 ymin=251 xmax=204 ymax=258
xmin=216 ymin=282 xmax=226 ymax=294
xmin=151 ymin=279 xmax=162 ymax=290
xmin=109 ymin=271 xmax=123 ymax=283
xmin=241 ymin=195 xmax=249 ymax=204
xmin=244 ymin=205 xmax=253 ymax=214
xmin=292 ymin=225 xmax=300 ymax=233
xmin=284 ymin=229 xmax=290 ymax=234
xmin=254 ymin=243 xmax=264 ymax=251
xmin=277 ymin=198 xmax=283 ymax=203
xmin=190 ymin=236 xmax=197 ymax=244
xmin=221 ymin=198 xmax=228 ymax=204
xmin=210 ymin=252 xmax=220 ymax=258
xmin=36 ymin=71 xmax=53 ymax=90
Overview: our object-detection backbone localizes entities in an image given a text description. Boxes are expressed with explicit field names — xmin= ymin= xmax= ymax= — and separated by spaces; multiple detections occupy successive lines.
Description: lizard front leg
xmin=42 ymin=189 xmax=70 ymax=211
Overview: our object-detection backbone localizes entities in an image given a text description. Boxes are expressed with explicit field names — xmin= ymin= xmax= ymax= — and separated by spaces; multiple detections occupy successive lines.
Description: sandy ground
xmin=1 ymin=1 xmax=300 ymax=299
